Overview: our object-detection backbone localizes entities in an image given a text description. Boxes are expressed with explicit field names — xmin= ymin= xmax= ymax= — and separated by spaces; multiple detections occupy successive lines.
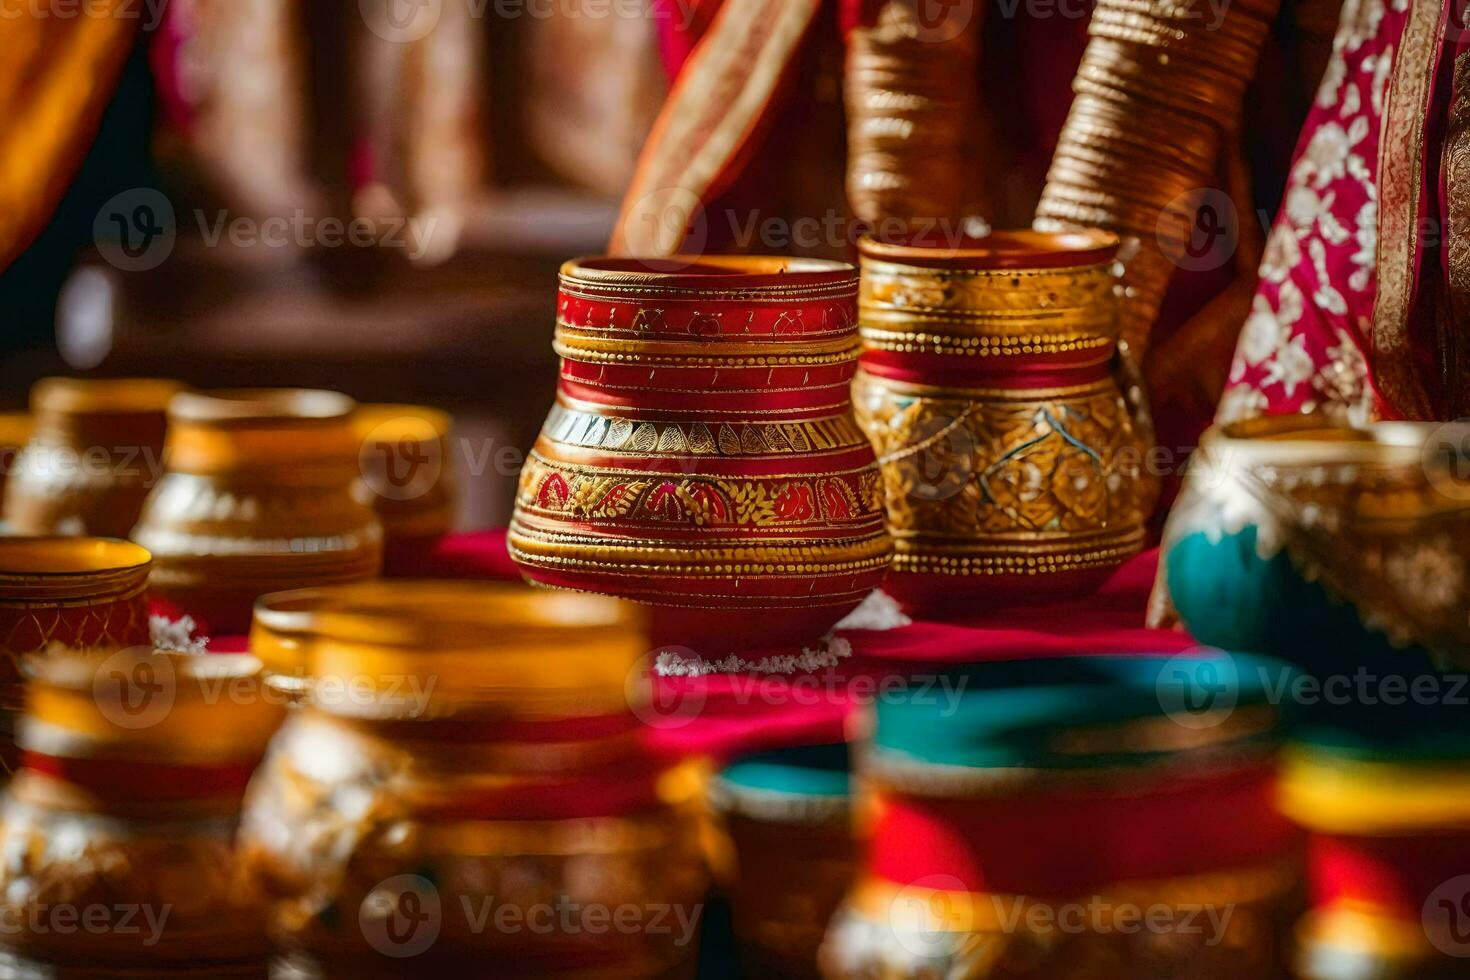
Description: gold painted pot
xmin=238 ymin=582 xmax=708 ymax=978
xmin=353 ymin=403 xmax=457 ymax=572
xmin=133 ymin=389 xmax=382 ymax=634
xmin=509 ymin=256 xmax=891 ymax=657
xmin=0 ymin=649 xmax=280 ymax=977
xmin=3 ymin=378 xmax=182 ymax=538
xmin=853 ymin=230 xmax=1152 ymax=615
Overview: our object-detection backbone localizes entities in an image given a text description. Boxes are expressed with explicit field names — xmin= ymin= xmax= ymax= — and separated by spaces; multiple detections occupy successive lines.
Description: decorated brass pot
xmin=821 ymin=654 xmax=1303 ymax=980
xmin=353 ymin=404 xmax=458 ymax=573
xmin=132 ymin=389 xmax=382 ymax=634
xmin=1157 ymin=416 xmax=1470 ymax=672
xmin=709 ymin=744 xmax=854 ymax=979
xmin=0 ymin=649 xmax=282 ymax=977
xmin=509 ymin=257 xmax=891 ymax=657
xmin=3 ymin=377 xmax=182 ymax=537
xmin=853 ymin=231 xmax=1150 ymax=616
xmin=238 ymin=582 xmax=708 ymax=978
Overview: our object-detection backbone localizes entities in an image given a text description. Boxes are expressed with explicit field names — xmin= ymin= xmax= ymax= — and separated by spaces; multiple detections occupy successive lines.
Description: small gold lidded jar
xmin=352 ymin=404 xmax=458 ymax=574
xmin=0 ymin=649 xmax=283 ymax=977
xmin=239 ymin=582 xmax=708 ymax=978
xmin=4 ymin=378 xmax=183 ymax=538
xmin=853 ymin=230 xmax=1152 ymax=615
xmin=133 ymin=389 xmax=382 ymax=634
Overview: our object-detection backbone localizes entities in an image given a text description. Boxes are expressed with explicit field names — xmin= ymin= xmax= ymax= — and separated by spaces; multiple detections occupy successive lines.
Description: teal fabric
xmin=870 ymin=654 xmax=1287 ymax=771
xmin=1167 ymin=525 xmax=1434 ymax=675
xmin=719 ymin=743 xmax=850 ymax=799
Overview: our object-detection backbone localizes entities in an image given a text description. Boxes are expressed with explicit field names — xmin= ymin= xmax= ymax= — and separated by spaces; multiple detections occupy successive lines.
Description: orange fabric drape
xmin=0 ymin=2 xmax=138 ymax=272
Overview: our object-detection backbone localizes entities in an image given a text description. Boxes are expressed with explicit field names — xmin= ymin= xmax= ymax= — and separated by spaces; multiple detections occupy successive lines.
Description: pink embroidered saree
xmin=1220 ymin=0 xmax=1470 ymax=424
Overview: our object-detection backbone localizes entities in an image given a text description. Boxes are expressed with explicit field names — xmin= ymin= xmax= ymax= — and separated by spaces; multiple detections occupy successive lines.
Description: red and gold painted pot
xmin=0 ymin=537 xmax=153 ymax=771
xmin=509 ymin=257 xmax=891 ymax=655
xmin=132 ymin=389 xmax=382 ymax=634
xmin=853 ymin=230 xmax=1152 ymax=615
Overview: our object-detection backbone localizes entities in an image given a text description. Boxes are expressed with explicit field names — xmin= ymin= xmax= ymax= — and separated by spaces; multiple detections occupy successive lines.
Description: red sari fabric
xmin=1220 ymin=0 xmax=1470 ymax=424
xmin=358 ymin=531 xmax=1196 ymax=762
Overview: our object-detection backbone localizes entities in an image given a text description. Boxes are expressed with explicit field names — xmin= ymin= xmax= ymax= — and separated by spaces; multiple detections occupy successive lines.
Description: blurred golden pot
xmin=3 ymin=378 xmax=182 ymax=537
xmin=133 ymin=389 xmax=382 ymax=634
xmin=352 ymin=403 xmax=457 ymax=572
xmin=238 ymin=582 xmax=708 ymax=977
xmin=0 ymin=649 xmax=280 ymax=976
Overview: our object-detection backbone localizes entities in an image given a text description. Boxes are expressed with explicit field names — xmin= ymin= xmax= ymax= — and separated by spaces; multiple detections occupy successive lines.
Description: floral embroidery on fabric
xmin=1218 ymin=0 xmax=1409 ymax=424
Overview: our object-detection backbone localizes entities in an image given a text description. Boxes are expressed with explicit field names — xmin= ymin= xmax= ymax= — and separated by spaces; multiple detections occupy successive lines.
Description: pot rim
xmin=858 ymin=229 xmax=1120 ymax=270
xmin=1209 ymin=415 xmax=1459 ymax=465
xmin=560 ymin=255 xmax=857 ymax=292
xmin=0 ymin=536 xmax=151 ymax=578
xmin=170 ymin=388 xmax=357 ymax=425
xmin=31 ymin=377 xmax=184 ymax=417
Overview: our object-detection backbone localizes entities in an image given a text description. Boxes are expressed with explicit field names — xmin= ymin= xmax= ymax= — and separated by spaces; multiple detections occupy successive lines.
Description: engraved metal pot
xmin=509 ymin=257 xmax=891 ymax=656
xmin=132 ymin=389 xmax=382 ymax=634
xmin=853 ymin=230 xmax=1151 ymax=615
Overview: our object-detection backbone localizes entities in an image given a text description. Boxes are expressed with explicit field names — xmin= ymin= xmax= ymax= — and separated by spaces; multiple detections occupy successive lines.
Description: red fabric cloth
xmin=208 ymin=532 xmax=1193 ymax=761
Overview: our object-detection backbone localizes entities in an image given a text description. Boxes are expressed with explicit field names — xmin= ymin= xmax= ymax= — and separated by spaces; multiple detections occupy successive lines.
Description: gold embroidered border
xmin=1371 ymin=0 xmax=1444 ymax=419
